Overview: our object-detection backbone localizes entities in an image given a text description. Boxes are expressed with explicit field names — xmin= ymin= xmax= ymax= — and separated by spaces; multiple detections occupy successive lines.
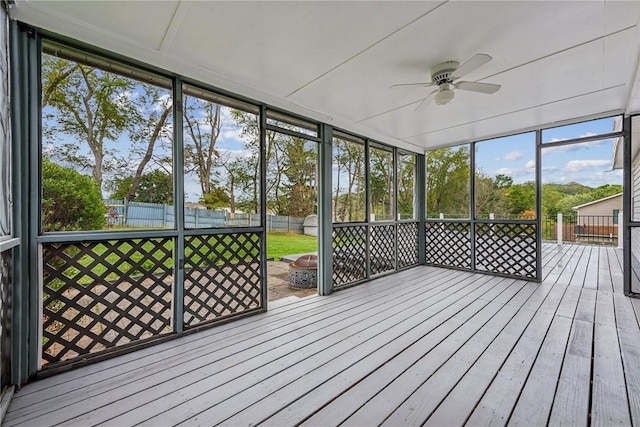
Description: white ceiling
xmin=10 ymin=1 xmax=640 ymax=153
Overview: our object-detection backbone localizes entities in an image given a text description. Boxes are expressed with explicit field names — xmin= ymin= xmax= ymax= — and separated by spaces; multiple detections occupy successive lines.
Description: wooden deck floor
xmin=4 ymin=243 xmax=639 ymax=426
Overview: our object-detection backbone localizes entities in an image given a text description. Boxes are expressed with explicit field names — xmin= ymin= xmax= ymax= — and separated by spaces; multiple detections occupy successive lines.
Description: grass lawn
xmin=267 ymin=232 xmax=318 ymax=260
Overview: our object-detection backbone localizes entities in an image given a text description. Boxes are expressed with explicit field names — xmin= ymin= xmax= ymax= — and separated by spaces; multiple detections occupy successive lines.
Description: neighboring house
xmin=571 ymin=193 xmax=622 ymax=242
xmin=572 ymin=193 xmax=622 ymax=220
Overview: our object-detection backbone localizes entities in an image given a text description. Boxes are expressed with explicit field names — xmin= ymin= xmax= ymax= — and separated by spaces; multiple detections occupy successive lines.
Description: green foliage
xmin=332 ymin=138 xmax=366 ymax=222
xmin=505 ymin=182 xmax=535 ymax=215
xmin=200 ymin=187 xmax=230 ymax=210
xmin=426 ymin=147 xmax=470 ymax=217
xmin=369 ymin=147 xmax=394 ymax=220
xmin=42 ymin=160 xmax=106 ymax=232
xmin=397 ymin=156 xmax=416 ymax=218
xmin=109 ymin=170 xmax=173 ymax=204
xmin=544 ymin=182 xmax=592 ymax=196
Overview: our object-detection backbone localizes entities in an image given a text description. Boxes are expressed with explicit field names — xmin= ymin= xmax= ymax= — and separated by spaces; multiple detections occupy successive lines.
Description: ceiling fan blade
xmin=450 ymin=54 xmax=492 ymax=80
xmin=455 ymin=81 xmax=501 ymax=94
xmin=389 ymin=82 xmax=434 ymax=90
xmin=414 ymin=89 xmax=438 ymax=111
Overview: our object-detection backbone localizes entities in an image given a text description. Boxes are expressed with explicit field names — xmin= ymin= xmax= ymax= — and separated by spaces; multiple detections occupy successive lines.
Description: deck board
xmin=5 ymin=243 xmax=638 ymax=427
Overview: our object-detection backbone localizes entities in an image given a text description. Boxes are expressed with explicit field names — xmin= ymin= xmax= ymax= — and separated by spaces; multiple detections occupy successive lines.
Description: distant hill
xmin=543 ymin=182 xmax=593 ymax=196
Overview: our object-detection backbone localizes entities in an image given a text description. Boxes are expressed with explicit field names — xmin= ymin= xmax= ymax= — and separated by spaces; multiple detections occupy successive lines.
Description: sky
xmin=474 ymin=116 xmax=622 ymax=188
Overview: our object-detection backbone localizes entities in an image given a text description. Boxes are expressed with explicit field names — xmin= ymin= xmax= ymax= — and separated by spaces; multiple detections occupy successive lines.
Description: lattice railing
xmin=475 ymin=222 xmax=537 ymax=279
xmin=41 ymin=238 xmax=174 ymax=366
xmin=425 ymin=221 xmax=471 ymax=269
xmin=398 ymin=222 xmax=419 ymax=269
xmin=183 ymin=232 xmax=262 ymax=328
xmin=332 ymin=225 xmax=367 ymax=287
xmin=370 ymin=224 xmax=396 ymax=275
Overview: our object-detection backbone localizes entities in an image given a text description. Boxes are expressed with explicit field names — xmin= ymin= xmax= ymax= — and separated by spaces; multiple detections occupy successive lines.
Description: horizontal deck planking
xmin=4 ymin=243 xmax=635 ymax=427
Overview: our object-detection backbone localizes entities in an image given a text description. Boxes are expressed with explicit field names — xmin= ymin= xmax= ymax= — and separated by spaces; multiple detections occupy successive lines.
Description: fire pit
xmin=289 ymin=255 xmax=318 ymax=288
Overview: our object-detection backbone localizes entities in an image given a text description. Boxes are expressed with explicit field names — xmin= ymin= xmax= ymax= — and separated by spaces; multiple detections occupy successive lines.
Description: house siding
xmin=575 ymin=195 xmax=622 ymax=218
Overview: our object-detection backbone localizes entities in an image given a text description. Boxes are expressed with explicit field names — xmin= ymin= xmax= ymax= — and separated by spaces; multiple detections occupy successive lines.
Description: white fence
xmin=104 ymin=199 xmax=306 ymax=233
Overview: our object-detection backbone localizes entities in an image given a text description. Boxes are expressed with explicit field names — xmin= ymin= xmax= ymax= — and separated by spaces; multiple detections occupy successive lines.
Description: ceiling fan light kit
xmin=389 ymin=54 xmax=501 ymax=108
xmin=435 ymin=85 xmax=455 ymax=105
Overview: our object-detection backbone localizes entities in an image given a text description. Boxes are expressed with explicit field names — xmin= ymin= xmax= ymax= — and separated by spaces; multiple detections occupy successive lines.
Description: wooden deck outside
xmin=4 ymin=243 xmax=638 ymax=426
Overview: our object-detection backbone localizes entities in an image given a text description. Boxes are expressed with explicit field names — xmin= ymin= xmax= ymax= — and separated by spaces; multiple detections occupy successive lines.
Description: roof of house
xmin=572 ymin=192 xmax=622 ymax=210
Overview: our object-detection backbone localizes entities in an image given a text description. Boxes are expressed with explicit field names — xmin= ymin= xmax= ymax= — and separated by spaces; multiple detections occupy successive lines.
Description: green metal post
xmin=9 ymin=21 xmax=29 ymax=385
xmin=9 ymin=21 xmax=40 ymax=383
xmin=260 ymin=106 xmax=268 ymax=307
xmin=27 ymin=29 xmax=41 ymax=377
xmin=623 ymin=116 xmax=633 ymax=295
xmin=318 ymin=124 xmax=333 ymax=295
xmin=173 ymin=78 xmax=184 ymax=333
xmin=416 ymin=152 xmax=426 ymax=264
xmin=535 ymin=129 xmax=543 ymax=282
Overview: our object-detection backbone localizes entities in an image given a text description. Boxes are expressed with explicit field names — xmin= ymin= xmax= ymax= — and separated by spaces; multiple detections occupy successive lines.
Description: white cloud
xmin=504 ymin=151 xmax=523 ymax=161
xmin=525 ymin=160 xmax=535 ymax=169
xmin=541 ymin=164 xmax=622 ymax=187
xmin=541 ymin=139 xmax=610 ymax=156
xmin=493 ymin=167 xmax=534 ymax=182
xmin=217 ymin=148 xmax=254 ymax=160
xmin=565 ymin=159 xmax=610 ymax=172
xmin=222 ymin=128 xmax=243 ymax=142
xmin=495 ymin=151 xmax=523 ymax=161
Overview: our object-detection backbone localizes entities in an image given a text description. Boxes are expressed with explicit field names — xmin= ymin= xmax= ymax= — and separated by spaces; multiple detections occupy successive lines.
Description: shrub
xmin=41 ymin=159 xmax=106 ymax=232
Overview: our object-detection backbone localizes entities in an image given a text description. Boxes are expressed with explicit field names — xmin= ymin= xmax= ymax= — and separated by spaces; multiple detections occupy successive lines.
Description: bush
xmin=42 ymin=159 xmax=106 ymax=232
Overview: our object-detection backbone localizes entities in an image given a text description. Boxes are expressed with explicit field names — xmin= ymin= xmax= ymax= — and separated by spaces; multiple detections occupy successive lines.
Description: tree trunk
xmin=126 ymin=106 xmax=171 ymax=201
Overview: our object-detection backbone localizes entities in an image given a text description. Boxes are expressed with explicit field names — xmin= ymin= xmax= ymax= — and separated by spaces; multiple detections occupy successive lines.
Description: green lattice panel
xmin=425 ymin=222 xmax=471 ymax=269
xmin=41 ymin=238 xmax=174 ymax=366
xmin=332 ymin=226 xmax=366 ymax=287
xmin=370 ymin=224 xmax=396 ymax=275
xmin=475 ymin=222 xmax=537 ymax=279
xmin=183 ymin=232 xmax=262 ymax=327
xmin=398 ymin=222 xmax=419 ymax=269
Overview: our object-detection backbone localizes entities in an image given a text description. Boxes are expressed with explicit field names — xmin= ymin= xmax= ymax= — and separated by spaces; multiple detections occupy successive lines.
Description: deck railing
xmin=542 ymin=213 xmax=620 ymax=246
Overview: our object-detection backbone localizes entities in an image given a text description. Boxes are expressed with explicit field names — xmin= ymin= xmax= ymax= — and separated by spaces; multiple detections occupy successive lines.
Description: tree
xmin=333 ymin=138 xmax=365 ymax=222
xmin=42 ymin=159 xmax=106 ymax=232
xmin=124 ymin=86 xmax=172 ymax=201
xmin=109 ymin=170 xmax=173 ymax=204
xmin=426 ymin=147 xmax=470 ymax=217
xmin=42 ymin=54 xmax=134 ymax=189
xmin=200 ymin=186 xmax=230 ymax=210
xmin=42 ymin=54 xmax=172 ymax=196
xmin=283 ymin=138 xmax=317 ymax=217
xmin=183 ymin=96 xmax=222 ymax=197
xmin=397 ymin=156 xmax=415 ymax=218
xmin=370 ymin=148 xmax=394 ymax=220
xmin=230 ymin=110 xmax=261 ymax=214
xmin=505 ymin=181 xmax=535 ymax=216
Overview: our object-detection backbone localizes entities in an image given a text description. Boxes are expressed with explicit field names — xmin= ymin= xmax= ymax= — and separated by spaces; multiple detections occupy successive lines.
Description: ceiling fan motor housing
xmin=430 ymin=61 xmax=459 ymax=85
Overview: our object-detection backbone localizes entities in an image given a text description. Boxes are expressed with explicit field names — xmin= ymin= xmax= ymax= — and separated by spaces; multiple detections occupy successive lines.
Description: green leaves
xmin=41 ymin=159 xmax=106 ymax=232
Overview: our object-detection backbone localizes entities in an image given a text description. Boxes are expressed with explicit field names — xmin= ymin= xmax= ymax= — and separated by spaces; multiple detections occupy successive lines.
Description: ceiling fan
xmin=390 ymin=54 xmax=501 ymax=110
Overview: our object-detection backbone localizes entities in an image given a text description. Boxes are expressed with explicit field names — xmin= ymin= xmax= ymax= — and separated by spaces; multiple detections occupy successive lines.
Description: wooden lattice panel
xmin=425 ymin=221 xmax=472 ymax=269
xmin=332 ymin=226 xmax=366 ymax=287
xmin=183 ymin=232 xmax=262 ymax=328
xmin=475 ymin=222 xmax=537 ymax=279
xmin=41 ymin=239 xmax=174 ymax=366
xmin=398 ymin=222 xmax=419 ymax=269
xmin=370 ymin=224 xmax=396 ymax=275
